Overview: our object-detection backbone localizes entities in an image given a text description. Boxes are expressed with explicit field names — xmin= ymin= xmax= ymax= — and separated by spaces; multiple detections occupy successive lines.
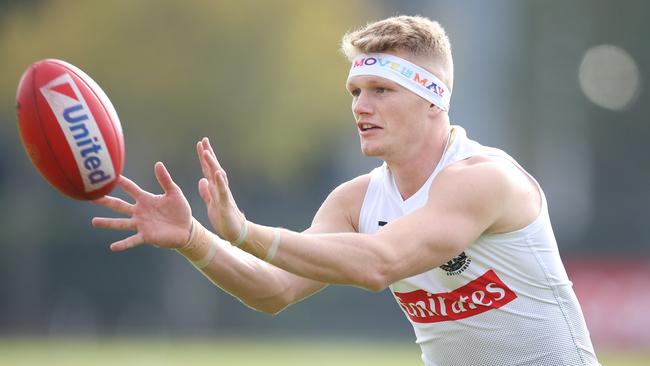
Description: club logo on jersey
xmin=40 ymin=73 xmax=114 ymax=192
xmin=393 ymin=269 xmax=517 ymax=323
xmin=439 ymin=251 xmax=471 ymax=276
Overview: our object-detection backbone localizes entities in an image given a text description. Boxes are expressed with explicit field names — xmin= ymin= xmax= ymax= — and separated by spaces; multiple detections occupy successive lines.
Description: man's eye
xmin=376 ymin=87 xmax=387 ymax=94
xmin=350 ymin=89 xmax=360 ymax=97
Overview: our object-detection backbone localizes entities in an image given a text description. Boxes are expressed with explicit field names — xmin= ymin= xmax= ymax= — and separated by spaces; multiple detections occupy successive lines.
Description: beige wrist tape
xmin=176 ymin=218 xmax=218 ymax=269
xmin=178 ymin=218 xmax=199 ymax=251
xmin=231 ymin=220 xmax=249 ymax=247
xmin=191 ymin=240 xmax=218 ymax=269
xmin=263 ymin=229 xmax=281 ymax=263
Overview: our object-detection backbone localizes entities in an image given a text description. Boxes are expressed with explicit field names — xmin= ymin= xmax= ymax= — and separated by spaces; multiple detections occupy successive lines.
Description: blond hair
xmin=341 ymin=15 xmax=454 ymax=89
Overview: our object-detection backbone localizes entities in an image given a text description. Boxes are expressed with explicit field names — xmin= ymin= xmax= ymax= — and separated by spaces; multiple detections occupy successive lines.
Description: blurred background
xmin=1 ymin=0 xmax=649 ymax=363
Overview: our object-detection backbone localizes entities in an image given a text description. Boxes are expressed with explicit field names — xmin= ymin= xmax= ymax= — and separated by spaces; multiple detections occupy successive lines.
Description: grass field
xmin=0 ymin=337 xmax=646 ymax=365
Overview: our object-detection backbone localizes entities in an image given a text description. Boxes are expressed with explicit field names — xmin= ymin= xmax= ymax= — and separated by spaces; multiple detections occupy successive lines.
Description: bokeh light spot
xmin=579 ymin=44 xmax=640 ymax=111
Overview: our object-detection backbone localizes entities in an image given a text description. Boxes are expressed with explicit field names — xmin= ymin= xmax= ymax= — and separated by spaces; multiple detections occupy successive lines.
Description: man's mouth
xmin=358 ymin=123 xmax=381 ymax=131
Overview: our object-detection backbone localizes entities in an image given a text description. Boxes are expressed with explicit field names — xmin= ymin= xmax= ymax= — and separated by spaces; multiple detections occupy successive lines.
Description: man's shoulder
xmin=442 ymin=154 xmax=525 ymax=182
xmin=310 ymin=173 xmax=372 ymax=233
xmin=431 ymin=156 xmax=514 ymax=200
xmin=430 ymin=154 xmax=535 ymax=213
xmin=432 ymin=154 xmax=541 ymax=234
xmin=330 ymin=173 xmax=373 ymax=204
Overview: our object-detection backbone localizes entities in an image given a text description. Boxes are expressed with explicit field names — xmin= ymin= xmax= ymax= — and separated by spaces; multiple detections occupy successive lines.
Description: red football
xmin=16 ymin=59 xmax=125 ymax=200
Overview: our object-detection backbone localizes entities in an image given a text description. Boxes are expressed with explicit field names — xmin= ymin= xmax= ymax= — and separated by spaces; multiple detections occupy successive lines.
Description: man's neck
xmin=386 ymin=124 xmax=453 ymax=201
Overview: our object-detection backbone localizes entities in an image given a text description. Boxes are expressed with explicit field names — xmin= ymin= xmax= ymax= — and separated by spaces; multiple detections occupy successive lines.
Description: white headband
xmin=347 ymin=53 xmax=451 ymax=111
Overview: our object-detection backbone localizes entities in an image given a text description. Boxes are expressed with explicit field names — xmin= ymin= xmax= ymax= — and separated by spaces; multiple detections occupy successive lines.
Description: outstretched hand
xmin=196 ymin=138 xmax=246 ymax=242
xmin=92 ymin=162 xmax=192 ymax=252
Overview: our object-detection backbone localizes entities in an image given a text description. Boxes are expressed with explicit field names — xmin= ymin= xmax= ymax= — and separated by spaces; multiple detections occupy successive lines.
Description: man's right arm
xmin=180 ymin=174 xmax=370 ymax=314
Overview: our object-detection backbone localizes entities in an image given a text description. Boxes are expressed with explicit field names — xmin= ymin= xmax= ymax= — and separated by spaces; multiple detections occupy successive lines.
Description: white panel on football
xmin=40 ymin=73 xmax=115 ymax=192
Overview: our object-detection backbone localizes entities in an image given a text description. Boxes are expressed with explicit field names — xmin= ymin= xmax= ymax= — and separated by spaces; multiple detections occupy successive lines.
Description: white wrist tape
xmin=231 ymin=219 xmax=249 ymax=247
xmin=348 ymin=53 xmax=451 ymax=111
xmin=263 ymin=229 xmax=281 ymax=263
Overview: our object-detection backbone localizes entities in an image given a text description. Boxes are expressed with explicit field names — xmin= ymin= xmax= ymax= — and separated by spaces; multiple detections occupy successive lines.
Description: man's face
xmin=346 ymin=73 xmax=433 ymax=161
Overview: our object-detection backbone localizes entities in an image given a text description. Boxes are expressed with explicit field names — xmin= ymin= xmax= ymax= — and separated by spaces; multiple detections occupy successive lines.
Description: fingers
xmin=201 ymin=137 xmax=218 ymax=161
xmin=118 ymin=175 xmax=145 ymax=199
xmin=201 ymin=138 xmax=223 ymax=169
xmin=198 ymin=137 xmax=228 ymax=186
xmin=213 ymin=170 xmax=231 ymax=202
xmin=197 ymin=141 xmax=218 ymax=184
xmin=110 ymin=233 xmax=144 ymax=252
xmin=92 ymin=217 xmax=137 ymax=231
xmin=197 ymin=141 xmax=211 ymax=180
xmin=154 ymin=161 xmax=179 ymax=194
xmin=200 ymin=170 xmax=232 ymax=212
xmin=92 ymin=217 xmax=145 ymax=251
xmin=197 ymin=137 xmax=217 ymax=168
xmin=208 ymin=171 xmax=221 ymax=204
xmin=198 ymin=158 xmax=233 ymax=209
xmin=92 ymin=196 xmax=133 ymax=215
xmin=198 ymin=178 xmax=212 ymax=205
xmin=203 ymin=150 xmax=229 ymax=186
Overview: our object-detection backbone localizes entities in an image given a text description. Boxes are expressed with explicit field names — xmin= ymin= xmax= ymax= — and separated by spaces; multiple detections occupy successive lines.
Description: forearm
xmin=177 ymin=219 xmax=305 ymax=313
xmin=239 ymin=222 xmax=392 ymax=291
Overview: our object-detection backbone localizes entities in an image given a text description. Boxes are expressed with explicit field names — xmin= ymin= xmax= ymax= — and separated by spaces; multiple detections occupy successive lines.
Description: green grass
xmin=0 ymin=338 xmax=421 ymax=366
xmin=0 ymin=337 xmax=646 ymax=365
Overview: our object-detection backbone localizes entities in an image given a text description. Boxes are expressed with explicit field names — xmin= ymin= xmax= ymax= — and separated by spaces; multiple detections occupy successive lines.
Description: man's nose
xmin=353 ymin=91 xmax=373 ymax=116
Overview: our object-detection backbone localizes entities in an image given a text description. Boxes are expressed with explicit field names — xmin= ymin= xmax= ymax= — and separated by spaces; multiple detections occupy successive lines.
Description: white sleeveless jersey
xmin=359 ymin=126 xmax=599 ymax=366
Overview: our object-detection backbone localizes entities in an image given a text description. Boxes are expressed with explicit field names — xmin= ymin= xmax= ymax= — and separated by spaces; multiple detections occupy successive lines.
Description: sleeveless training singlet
xmin=358 ymin=126 xmax=599 ymax=366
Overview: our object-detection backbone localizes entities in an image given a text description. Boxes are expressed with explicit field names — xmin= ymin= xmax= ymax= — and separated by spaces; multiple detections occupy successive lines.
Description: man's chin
xmin=360 ymin=146 xmax=383 ymax=158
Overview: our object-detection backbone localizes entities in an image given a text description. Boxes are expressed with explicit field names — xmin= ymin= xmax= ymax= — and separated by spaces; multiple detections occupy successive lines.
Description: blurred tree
xmin=0 ymin=0 xmax=372 ymax=184
xmin=0 ymin=0 xmax=378 ymax=335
